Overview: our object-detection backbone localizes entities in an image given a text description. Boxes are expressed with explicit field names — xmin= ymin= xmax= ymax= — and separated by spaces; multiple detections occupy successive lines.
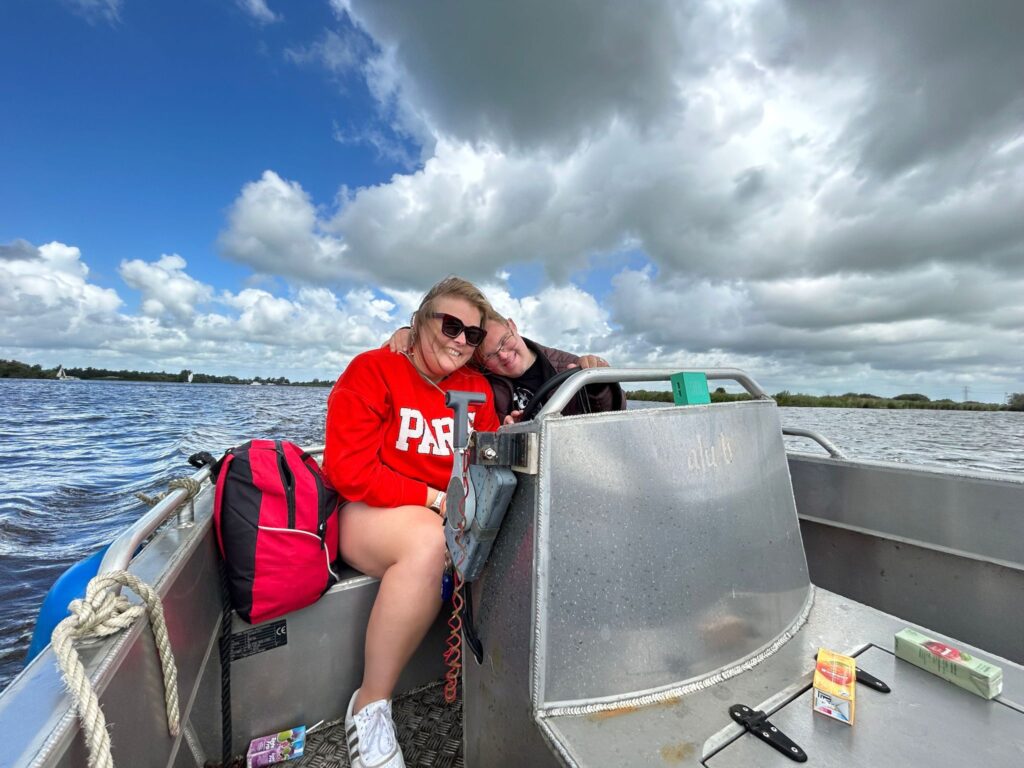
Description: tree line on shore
xmin=0 ymin=359 xmax=333 ymax=387
xmin=3 ymin=358 xmax=1021 ymax=410
xmin=627 ymin=387 xmax=1024 ymax=411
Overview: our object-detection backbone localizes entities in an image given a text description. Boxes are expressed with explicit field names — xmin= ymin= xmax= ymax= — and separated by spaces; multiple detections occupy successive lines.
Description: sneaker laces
xmin=358 ymin=701 xmax=397 ymax=762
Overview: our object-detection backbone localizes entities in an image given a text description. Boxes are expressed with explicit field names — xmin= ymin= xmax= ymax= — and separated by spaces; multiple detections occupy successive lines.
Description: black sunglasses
xmin=430 ymin=312 xmax=487 ymax=347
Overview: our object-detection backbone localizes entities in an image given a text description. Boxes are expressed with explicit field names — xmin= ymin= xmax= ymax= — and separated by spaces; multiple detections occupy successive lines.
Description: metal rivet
xmin=482 ymin=447 xmax=497 ymax=460
xmin=791 ymin=747 xmax=799 ymax=753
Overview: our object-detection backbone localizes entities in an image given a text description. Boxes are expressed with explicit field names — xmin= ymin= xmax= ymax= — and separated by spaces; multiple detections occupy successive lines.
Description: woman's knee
xmin=403 ymin=520 xmax=447 ymax=575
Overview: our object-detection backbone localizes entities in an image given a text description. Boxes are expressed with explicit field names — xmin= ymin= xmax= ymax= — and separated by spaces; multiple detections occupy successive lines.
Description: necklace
xmin=403 ymin=350 xmax=446 ymax=392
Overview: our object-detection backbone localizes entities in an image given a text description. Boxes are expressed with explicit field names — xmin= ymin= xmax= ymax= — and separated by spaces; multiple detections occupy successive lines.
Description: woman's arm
xmin=322 ymin=355 xmax=431 ymax=508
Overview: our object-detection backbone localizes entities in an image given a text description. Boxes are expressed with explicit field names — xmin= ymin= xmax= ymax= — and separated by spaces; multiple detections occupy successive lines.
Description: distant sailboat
xmin=187 ymin=372 xmax=194 ymax=384
xmin=56 ymin=365 xmax=79 ymax=381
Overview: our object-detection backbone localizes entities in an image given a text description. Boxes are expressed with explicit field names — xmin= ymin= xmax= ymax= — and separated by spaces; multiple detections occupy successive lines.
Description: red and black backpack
xmin=200 ymin=440 xmax=341 ymax=624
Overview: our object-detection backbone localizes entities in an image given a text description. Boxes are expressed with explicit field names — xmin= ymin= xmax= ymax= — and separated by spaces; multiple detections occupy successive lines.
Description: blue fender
xmin=26 ymin=545 xmax=110 ymax=663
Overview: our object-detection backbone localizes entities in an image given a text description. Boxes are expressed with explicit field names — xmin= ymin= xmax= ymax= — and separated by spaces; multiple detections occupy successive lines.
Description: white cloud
xmin=0 ymin=241 xmax=407 ymax=380
xmin=64 ymin=0 xmax=121 ymax=25
xmin=237 ymin=0 xmax=279 ymax=25
xmin=285 ymin=29 xmax=362 ymax=74
xmin=218 ymin=171 xmax=352 ymax=282
xmin=119 ymin=254 xmax=213 ymax=322
xmin=0 ymin=242 xmax=123 ymax=348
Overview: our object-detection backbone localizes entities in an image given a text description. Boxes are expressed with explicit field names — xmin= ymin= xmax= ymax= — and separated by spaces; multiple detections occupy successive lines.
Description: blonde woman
xmin=322 ymin=276 xmax=499 ymax=768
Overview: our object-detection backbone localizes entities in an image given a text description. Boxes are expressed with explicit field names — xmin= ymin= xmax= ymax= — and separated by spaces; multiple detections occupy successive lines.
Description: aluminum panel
xmin=540 ymin=589 xmax=1024 ymax=768
xmin=706 ymin=646 xmax=1024 ymax=767
xmin=788 ymin=454 xmax=1024 ymax=568
xmin=537 ymin=402 xmax=810 ymax=704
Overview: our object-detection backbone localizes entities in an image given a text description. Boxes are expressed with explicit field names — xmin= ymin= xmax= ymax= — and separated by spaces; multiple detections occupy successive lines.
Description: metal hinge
xmin=729 ymin=704 xmax=807 ymax=762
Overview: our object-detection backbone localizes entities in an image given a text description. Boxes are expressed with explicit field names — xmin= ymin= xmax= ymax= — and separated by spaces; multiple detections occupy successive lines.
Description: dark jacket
xmin=486 ymin=337 xmax=626 ymax=422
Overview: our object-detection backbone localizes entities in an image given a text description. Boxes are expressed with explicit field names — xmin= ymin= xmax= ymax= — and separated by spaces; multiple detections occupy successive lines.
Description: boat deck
xmin=298 ymin=681 xmax=463 ymax=768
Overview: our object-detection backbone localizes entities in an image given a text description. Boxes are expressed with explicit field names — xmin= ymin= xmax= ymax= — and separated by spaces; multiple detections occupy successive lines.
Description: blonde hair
xmin=409 ymin=276 xmax=494 ymax=347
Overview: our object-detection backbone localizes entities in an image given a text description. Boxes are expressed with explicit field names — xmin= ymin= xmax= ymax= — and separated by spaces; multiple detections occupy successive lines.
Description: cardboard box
xmin=246 ymin=726 xmax=306 ymax=768
xmin=812 ymin=648 xmax=856 ymax=725
xmin=895 ymin=628 xmax=1002 ymax=699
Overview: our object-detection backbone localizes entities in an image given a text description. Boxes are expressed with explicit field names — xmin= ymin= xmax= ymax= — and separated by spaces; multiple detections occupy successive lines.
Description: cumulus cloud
xmin=0 ymin=241 xmax=123 ymax=348
xmin=337 ymin=0 xmax=711 ymax=151
xmin=218 ymin=171 xmax=353 ymax=282
xmin=119 ymin=254 xmax=214 ymax=322
xmin=18 ymin=1 xmax=1024 ymax=399
xmin=607 ymin=266 xmax=1024 ymax=393
xmin=0 ymin=241 xmax=408 ymax=379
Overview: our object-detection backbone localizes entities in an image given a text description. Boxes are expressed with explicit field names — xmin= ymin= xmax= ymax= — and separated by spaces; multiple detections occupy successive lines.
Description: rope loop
xmin=51 ymin=569 xmax=181 ymax=768
xmin=135 ymin=476 xmax=202 ymax=508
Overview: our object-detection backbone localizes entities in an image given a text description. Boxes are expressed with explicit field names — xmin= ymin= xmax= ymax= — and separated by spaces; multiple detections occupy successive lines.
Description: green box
xmin=894 ymin=628 xmax=1003 ymax=699
xmin=671 ymin=372 xmax=711 ymax=405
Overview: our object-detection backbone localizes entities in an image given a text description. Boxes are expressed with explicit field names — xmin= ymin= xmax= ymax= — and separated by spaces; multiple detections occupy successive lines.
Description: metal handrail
xmin=99 ymin=444 xmax=326 ymax=576
xmin=535 ymin=367 xmax=770 ymax=419
xmin=781 ymin=428 xmax=847 ymax=459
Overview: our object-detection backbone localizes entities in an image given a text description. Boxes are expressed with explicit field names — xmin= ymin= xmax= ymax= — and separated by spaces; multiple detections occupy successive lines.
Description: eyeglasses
xmin=481 ymin=327 xmax=515 ymax=363
xmin=430 ymin=312 xmax=487 ymax=347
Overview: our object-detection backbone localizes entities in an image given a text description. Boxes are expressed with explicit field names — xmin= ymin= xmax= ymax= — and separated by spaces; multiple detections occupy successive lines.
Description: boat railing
xmin=99 ymin=444 xmax=326 ymax=576
xmin=536 ymin=366 xmax=770 ymax=418
xmin=781 ymin=427 xmax=847 ymax=458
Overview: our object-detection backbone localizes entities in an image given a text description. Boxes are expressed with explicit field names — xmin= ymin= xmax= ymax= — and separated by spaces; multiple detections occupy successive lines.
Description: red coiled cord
xmin=443 ymin=451 xmax=472 ymax=704
xmin=443 ymin=570 xmax=464 ymax=703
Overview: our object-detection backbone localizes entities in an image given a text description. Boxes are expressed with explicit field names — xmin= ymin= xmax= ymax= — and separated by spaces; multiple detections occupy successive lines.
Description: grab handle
xmin=534 ymin=367 xmax=769 ymax=419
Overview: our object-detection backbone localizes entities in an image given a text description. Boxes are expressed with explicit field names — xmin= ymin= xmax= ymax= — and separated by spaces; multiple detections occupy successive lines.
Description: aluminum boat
xmin=1 ymin=368 xmax=1021 ymax=767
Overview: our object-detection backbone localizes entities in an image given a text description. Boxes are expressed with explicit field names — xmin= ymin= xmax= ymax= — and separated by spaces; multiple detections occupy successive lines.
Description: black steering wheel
xmin=517 ymin=367 xmax=585 ymax=421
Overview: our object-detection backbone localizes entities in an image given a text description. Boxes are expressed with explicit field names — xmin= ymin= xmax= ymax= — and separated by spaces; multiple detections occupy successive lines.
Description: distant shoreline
xmin=0 ymin=359 xmax=333 ymax=387
xmin=2 ymin=359 xmax=1020 ymax=410
xmin=627 ymin=389 xmax=1021 ymax=412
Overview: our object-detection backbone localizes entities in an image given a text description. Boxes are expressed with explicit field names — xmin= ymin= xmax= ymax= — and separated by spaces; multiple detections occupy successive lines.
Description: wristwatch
xmin=429 ymin=491 xmax=446 ymax=512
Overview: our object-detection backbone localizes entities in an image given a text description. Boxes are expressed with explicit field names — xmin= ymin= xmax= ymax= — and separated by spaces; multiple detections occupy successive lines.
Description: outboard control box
xmin=445 ymin=460 xmax=517 ymax=581
xmin=442 ymin=390 xmax=517 ymax=582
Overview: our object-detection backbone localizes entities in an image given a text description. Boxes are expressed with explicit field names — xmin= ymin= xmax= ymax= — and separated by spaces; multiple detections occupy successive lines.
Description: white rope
xmin=51 ymin=570 xmax=181 ymax=768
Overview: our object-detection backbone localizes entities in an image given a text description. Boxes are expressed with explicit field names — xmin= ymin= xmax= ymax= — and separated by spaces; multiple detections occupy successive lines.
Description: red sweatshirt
xmin=323 ymin=348 xmax=500 ymax=508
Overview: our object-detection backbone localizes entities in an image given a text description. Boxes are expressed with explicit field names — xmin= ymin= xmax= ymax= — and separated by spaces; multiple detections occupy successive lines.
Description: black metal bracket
xmin=814 ymin=653 xmax=891 ymax=693
xmin=461 ymin=584 xmax=484 ymax=664
xmin=854 ymin=665 xmax=891 ymax=693
xmin=729 ymin=704 xmax=807 ymax=763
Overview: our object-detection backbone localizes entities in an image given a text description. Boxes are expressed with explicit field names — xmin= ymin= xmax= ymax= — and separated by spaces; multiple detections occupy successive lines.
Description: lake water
xmin=1 ymin=378 xmax=1021 ymax=689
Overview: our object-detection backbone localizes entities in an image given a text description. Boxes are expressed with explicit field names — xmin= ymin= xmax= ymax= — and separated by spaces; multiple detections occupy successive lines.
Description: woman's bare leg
xmin=339 ymin=501 xmax=446 ymax=712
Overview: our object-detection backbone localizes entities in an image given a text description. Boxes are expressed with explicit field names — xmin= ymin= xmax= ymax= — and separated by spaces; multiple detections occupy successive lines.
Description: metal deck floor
xmin=297 ymin=681 xmax=463 ymax=768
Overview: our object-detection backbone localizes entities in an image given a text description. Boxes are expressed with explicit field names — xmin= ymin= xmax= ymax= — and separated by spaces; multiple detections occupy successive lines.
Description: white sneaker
xmin=345 ymin=689 xmax=406 ymax=768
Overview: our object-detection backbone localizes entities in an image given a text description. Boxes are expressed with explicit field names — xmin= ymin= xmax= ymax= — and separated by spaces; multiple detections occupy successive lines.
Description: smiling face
xmin=413 ymin=296 xmax=486 ymax=379
xmin=477 ymin=318 xmax=535 ymax=377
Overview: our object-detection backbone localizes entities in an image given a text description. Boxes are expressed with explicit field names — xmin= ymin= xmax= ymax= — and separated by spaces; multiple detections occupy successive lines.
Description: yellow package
xmin=812 ymin=648 xmax=856 ymax=725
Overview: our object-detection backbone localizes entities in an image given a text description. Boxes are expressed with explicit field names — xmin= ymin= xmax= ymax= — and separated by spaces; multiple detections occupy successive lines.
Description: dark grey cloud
xmin=0 ymin=240 xmax=41 ymax=262
xmin=758 ymin=0 xmax=1024 ymax=179
xmin=342 ymin=1 xmax=731 ymax=151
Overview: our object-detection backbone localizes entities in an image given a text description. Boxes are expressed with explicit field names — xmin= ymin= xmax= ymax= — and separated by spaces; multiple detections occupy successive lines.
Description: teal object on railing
xmin=671 ymin=371 xmax=711 ymax=405
xmin=25 ymin=545 xmax=110 ymax=663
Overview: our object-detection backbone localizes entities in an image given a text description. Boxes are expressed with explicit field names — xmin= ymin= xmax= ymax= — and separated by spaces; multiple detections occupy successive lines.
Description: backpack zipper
xmin=299 ymin=457 xmax=331 ymax=547
xmin=274 ymin=440 xmax=296 ymax=529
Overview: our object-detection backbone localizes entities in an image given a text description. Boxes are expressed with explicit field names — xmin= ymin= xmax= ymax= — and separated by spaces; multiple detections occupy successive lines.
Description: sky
xmin=2 ymin=0 xmax=1023 ymax=402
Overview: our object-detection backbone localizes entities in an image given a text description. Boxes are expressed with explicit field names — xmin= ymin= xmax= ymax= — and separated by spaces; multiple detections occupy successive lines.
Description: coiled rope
xmin=134 ymin=476 xmax=202 ymax=508
xmin=50 ymin=570 xmax=181 ymax=768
